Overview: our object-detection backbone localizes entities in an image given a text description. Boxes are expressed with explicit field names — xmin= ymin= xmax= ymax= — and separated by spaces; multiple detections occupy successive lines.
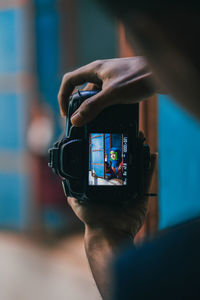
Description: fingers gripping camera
xmin=48 ymin=91 xmax=151 ymax=204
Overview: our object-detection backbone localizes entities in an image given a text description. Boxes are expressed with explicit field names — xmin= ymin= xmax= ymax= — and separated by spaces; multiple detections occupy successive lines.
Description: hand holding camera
xmin=50 ymin=61 xmax=157 ymax=299
xmin=49 ymin=90 xmax=152 ymax=205
xmin=58 ymin=57 xmax=155 ymax=126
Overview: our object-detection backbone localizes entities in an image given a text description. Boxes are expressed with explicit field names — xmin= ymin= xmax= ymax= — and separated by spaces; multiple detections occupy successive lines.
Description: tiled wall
xmin=0 ymin=2 xmax=33 ymax=229
xmin=0 ymin=0 xmax=117 ymax=230
xmin=159 ymin=95 xmax=200 ymax=229
xmin=34 ymin=0 xmax=60 ymax=113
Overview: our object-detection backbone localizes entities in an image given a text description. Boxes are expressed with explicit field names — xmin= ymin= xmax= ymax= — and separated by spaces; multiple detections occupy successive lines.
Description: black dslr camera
xmin=48 ymin=91 xmax=151 ymax=204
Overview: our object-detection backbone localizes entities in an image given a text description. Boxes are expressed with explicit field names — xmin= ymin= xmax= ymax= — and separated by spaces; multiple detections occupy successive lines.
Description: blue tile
xmin=0 ymin=8 xmax=27 ymax=73
xmin=0 ymin=173 xmax=28 ymax=229
xmin=34 ymin=5 xmax=60 ymax=112
xmin=34 ymin=0 xmax=57 ymax=8
xmin=0 ymin=93 xmax=26 ymax=150
xmin=159 ymin=95 xmax=200 ymax=229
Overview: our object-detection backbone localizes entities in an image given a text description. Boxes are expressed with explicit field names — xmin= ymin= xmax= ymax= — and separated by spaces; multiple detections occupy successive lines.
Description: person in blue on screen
xmin=105 ymin=148 xmax=123 ymax=180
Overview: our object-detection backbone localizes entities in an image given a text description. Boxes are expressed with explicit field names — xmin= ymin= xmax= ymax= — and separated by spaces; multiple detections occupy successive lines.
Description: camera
xmin=48 ymin=90 xmax=151 ymax=204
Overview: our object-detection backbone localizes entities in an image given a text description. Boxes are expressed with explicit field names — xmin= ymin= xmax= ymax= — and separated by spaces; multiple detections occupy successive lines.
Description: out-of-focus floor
xmin=0 ymin=232 xmax=101 ymax=300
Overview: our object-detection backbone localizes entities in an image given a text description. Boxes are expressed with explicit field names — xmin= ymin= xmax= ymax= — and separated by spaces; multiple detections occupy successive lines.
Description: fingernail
xmin=71 ymin=111 xmax=83 ymax=126
xmin=71 ymin=110 xmax=79 ymax=118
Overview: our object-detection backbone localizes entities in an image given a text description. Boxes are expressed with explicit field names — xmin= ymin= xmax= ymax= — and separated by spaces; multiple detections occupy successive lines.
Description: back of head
xmin=95 ymin=0 xmax=200 ymax=119
xmin=98 ymin=0 xmax=200 ymax=20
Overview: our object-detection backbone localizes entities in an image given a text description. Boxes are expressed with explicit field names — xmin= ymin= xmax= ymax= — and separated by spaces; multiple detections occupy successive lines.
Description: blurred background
xmin=0 ymin=0 xmax=158 ymax=239
xmin=0 ymin=0 xmax=119 ymax=234
xmin=5 ymin=0 xmax=200 ymax=299
xmin=0 ymin=1 xmax=158 ymax=298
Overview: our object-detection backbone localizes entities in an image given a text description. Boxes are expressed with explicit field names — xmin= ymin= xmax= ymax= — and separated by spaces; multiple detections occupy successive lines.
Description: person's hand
xmin=66 ymin=131 xmax=157 ymax=299
xmin=58 ymin=57 xmax=155 ymax=126
xmin=67 ymin=152 xmax=157 ymax=241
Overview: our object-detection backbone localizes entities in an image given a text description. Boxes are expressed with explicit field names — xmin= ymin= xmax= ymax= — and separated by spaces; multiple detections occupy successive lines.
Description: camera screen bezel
xmin=85 ymin=122 xmax=139 ymax=202
xmin=87 ymin=132 xmax=129 ymax=187
xmin=65 ymin=91 xmax=140 ymax=203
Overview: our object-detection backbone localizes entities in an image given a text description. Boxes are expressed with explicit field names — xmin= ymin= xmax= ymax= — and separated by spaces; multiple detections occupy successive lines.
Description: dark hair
xmin=97 ymin=0 xmax=200 ymax=20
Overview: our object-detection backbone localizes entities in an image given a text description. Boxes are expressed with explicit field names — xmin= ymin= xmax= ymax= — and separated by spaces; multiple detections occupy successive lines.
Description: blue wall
xmin=159 ymin=95 xmax=200 ymax=229
xmin=0 ymin=0 xmax=117 ymax=230
xmin=0 ymin=9 xmax=27 ymax=72
xmin=0 ymin=173 xmax=28 ymax=229
xmin=34 ymin=0 xmax=60 ymax=113
xmin=112 ymin=134 xmax=122 ymax=151
xmin=91 ymin=134 xmax=104 ymax=178
xmin=77 ymin=0 xmax=117 ymax=66
xmin=0 ymin=6 xmax=30 ymax=229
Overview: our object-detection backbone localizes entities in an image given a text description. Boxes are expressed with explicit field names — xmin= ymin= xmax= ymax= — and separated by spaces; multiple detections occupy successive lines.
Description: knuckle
xmin=57 ymin=92 xmax=63 ymax=103
xmin=57 ymin=92 xmax=61 ymax=102
xmin=94 ymin=59 xmax=101 ymax=65
xmin=63 ymin=72 xmax=71 ymax=82
xmin=82 ymin=99 xmax=91 ymax=112
xmin=80 ymin=100 xmax=93 ymax=116
xmin=91 ymin=59 xmax=103 ymax=68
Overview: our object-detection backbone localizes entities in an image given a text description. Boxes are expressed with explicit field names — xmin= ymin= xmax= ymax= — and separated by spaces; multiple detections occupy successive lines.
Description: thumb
xmin=70 ymin=91 xmax=108 ymax=127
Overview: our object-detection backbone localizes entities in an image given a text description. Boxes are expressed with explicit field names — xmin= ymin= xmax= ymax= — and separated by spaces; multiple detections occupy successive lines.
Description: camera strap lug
xmin=48 ymin=147 xmax=59 ymax=174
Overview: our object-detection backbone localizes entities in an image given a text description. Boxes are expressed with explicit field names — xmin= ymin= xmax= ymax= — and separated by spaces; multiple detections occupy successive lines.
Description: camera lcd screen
xmin=88 ymin=133 xmax=128 ymax=186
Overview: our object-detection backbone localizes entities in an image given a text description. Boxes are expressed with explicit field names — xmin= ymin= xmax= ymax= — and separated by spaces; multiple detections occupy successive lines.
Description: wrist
xmin=84 ymin=225 xmax=133 ymax=253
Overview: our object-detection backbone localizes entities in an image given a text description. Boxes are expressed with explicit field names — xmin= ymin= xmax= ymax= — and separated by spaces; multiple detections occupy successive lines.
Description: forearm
xmin=84 ymin=225 xmax=133 ymax=300
xmin=66 ymin=154 xmax=156 ymax=298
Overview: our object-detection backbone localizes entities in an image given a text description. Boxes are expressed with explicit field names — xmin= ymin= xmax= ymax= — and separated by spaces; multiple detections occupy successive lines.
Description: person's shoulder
xmin=113 ymin=217 xmax=200 ymax=300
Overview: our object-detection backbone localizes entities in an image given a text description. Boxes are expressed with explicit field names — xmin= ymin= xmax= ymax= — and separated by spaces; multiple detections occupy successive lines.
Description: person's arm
xmin=84 ymin=226 xmax=132 ymax=300
xmin=58 ymin=57 xmax=157 ymax=298
xmin=58 ymin=57 xmax=156 ymax=126
xmin=67 ymin=153 xmax=156 ymax=299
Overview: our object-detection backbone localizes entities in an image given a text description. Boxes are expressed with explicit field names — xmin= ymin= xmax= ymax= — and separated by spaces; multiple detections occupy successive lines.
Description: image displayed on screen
xmin=88 ymin=133 xmax=128 ymax=186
